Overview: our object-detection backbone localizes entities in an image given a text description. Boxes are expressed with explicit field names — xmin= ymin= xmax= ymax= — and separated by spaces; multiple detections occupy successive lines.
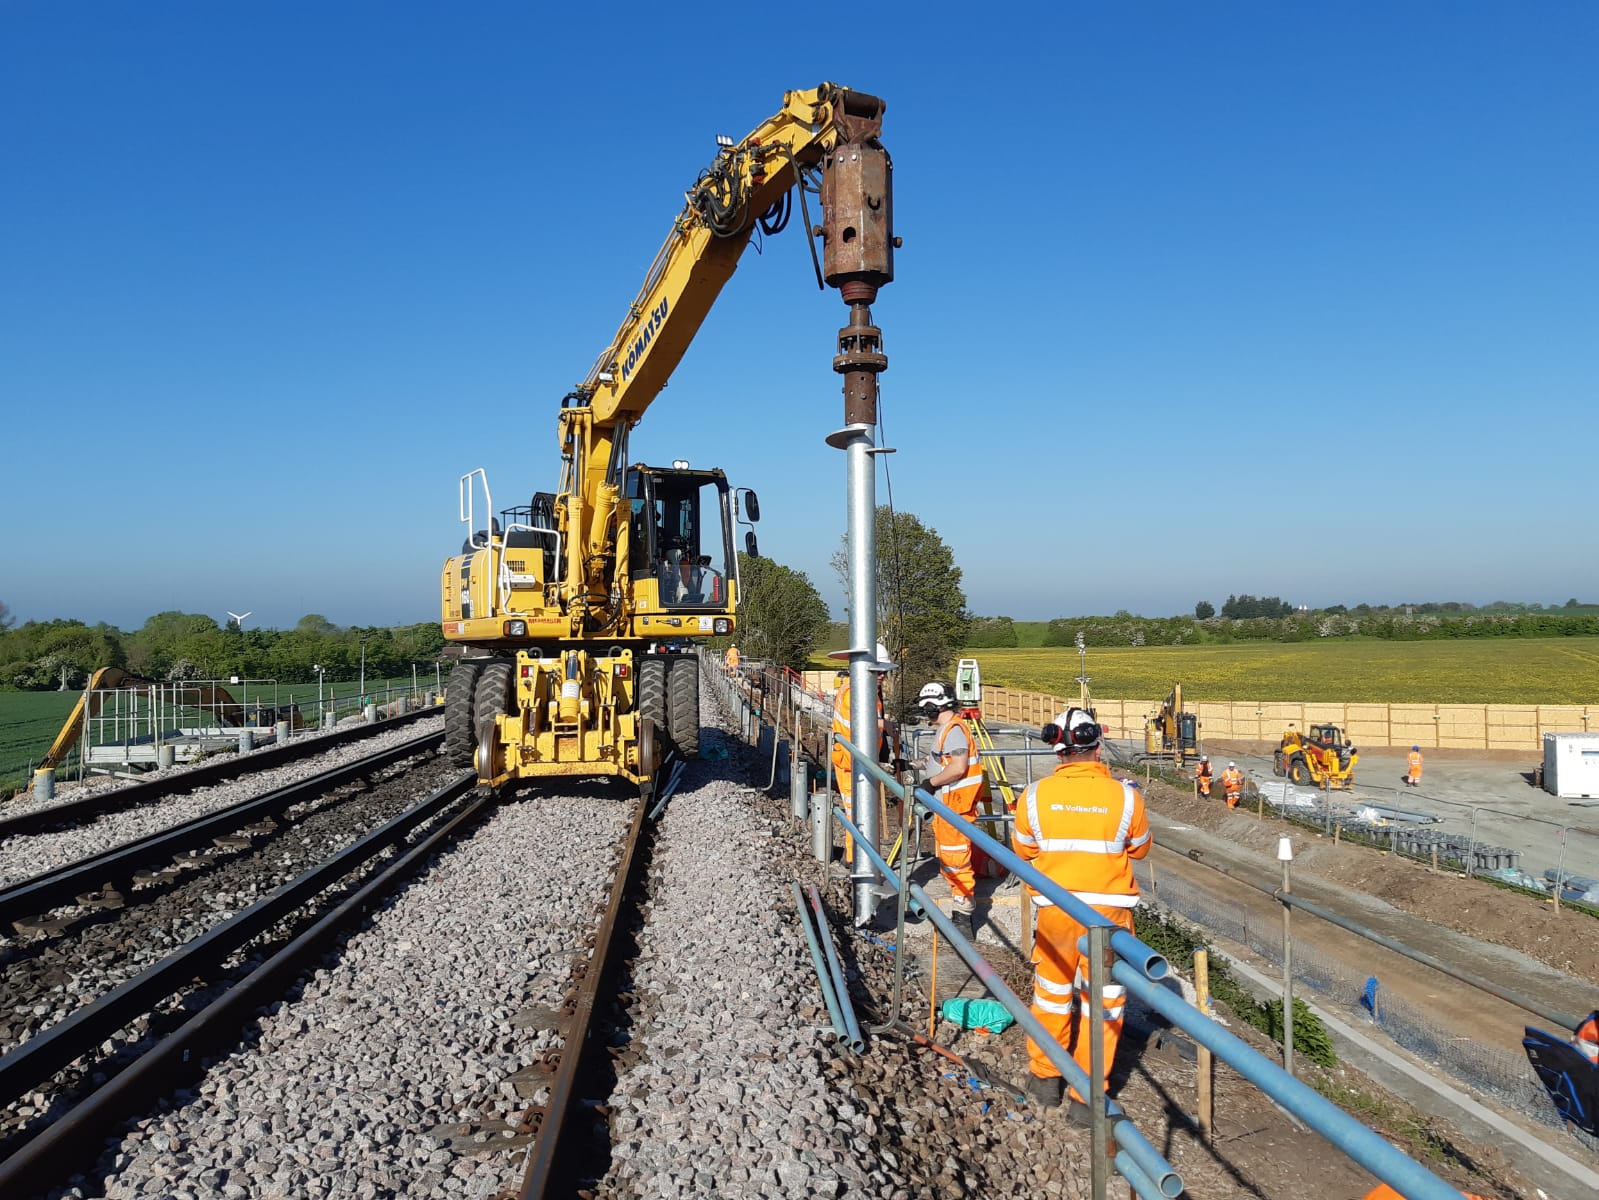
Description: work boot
xmin=1067 ymin=1096 xmax=1126 ymax=1129
xmin=949 ymin=907 xmax=974 ymax=941
xmin=1025 ymin=1074 xmax=1063 ymax=1109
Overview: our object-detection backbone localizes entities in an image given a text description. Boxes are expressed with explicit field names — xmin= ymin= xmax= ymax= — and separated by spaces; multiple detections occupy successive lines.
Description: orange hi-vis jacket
xmin=1221 ymin=766 xmax=1243 ymax=794
xmin=932 ymin=715 xmax=986 ymax=814
xmin=1013 ymin=760 xmax=1151 ymax=910
xmin=830 ymin=680 xmax=883 ymax=798
xmin=1408 ymin=750 xmax=1424 ymax=777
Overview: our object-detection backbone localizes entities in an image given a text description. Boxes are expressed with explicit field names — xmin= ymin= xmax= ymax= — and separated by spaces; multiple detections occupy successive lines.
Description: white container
xmin=1542 ymin=732 xmax=1599 ymax=798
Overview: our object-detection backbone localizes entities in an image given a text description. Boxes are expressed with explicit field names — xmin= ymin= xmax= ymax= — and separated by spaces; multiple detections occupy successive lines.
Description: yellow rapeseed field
xmin=959 ymin=638 xmax=1599 ymax=705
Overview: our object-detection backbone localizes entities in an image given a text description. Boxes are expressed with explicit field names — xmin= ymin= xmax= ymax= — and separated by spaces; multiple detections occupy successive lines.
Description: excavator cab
xmin=624 ymin=464 xmax=739 ymax=612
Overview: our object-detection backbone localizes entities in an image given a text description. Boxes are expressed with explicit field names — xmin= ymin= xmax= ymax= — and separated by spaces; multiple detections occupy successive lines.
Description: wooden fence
xmin=980 ymin=688 xmax=1597 ymax=751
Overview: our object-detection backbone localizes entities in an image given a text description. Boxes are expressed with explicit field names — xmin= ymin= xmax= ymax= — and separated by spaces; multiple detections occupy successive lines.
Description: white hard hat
xmin=1201 ymin=755 xmax=1209 ymax=762
xmin=917 ymin=681 xmax=957 ymax=712
xmin=1228 ymin=761 xmax=1236 ymax=768
xmin=1043 ymin=707 xmax=1102 ymax=753
xmin=874 ymin=642 xmax=896 ymax=670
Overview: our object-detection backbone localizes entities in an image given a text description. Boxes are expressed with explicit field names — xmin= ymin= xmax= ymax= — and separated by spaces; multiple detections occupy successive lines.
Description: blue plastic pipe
xmin=791 ymin=881 xmax=847 ymax=1045
xmin=807 ymin=884 xmax=865 ymax=1052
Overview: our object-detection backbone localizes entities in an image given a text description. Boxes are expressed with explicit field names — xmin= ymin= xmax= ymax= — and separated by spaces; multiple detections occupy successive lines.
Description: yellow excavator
xmin=1143 ymin=683 xmax=1198 ymax=765
xmin=440 ymin=83 xmax=895 ymax=792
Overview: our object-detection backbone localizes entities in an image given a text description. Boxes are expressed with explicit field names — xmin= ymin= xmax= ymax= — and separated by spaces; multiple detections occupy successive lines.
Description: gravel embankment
xmin=0 ymin=717 xmax=442 ymax=887
xmin=53 ymin=789 xmax=628 ymax=1200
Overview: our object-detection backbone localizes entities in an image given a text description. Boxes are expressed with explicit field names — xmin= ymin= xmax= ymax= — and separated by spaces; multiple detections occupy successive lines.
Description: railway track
xmin=0 ymin=730 xmax=479 ymax=1191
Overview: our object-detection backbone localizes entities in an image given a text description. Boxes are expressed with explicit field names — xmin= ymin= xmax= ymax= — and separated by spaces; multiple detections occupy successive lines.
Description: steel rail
xmin=0 ymin=706 xmax=434 ymax=839
xmin=0 ymin=770 xmax=486 ymax=1197
xmin=517 ymin=791 xmax=650 ymax=1199
xmin=0 ymin=766 xmax=475 ymax=1110
xmin=1159 ymin=835 xmax=1586 ymax=1032
xmin=0 ymin=731 xmax=443 ymax=926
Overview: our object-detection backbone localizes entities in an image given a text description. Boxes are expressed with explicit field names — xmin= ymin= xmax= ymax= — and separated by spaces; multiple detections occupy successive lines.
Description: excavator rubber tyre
xmin=472 ymin=660 xmax=516 ymax=778
xmin=1272 ymin=750 xmax=1287 ymax=777
xmin=1288 ymin=757 xmax=1312 ymax=786
xmin=666 ymin=656 xmax=701 ymax=759
xmin=638 ymin=657 xmax=668 ymax=742
xmin=442 ymin=662 xmax=483 ymax=768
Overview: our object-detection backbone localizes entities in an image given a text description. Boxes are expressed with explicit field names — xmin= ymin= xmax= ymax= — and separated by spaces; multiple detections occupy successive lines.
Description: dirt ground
xmin=1143 ymin=773 xmax=1599 ymax=989
xmin=830 ymin=882 xmax=1531 ymax=1200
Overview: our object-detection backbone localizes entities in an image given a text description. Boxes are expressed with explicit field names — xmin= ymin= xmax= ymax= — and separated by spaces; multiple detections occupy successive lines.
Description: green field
xmin=959 ymin=638 xmax=1599 ymax=704
xmin=815 ymin=629 xmax=1599 ymax=704
xmin=0 ymin=674 xmax=438 ymax=794
xmin=0 ymin=692 xmax=82 ymax=787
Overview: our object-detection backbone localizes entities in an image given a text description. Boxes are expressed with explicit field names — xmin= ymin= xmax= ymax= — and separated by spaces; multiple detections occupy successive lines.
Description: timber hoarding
xmin=979 ymin=689 xmax=1596 ymax=752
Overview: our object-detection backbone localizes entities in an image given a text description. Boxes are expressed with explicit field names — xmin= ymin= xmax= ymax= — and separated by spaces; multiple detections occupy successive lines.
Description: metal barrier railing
xmin=702 ymin=646 xmax=1476 ymax=1200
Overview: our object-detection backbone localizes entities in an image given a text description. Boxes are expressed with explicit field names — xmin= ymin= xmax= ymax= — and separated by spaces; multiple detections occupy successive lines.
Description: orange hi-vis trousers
xmin=1028 ymin=903 xmax=1136 ymax=1101
xmin=933 ymin=802 xmax=977 ymax=907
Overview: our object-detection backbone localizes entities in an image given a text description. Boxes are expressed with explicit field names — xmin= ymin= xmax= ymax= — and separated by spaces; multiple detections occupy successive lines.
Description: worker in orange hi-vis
xmin=1407 ymin=745 xmax=1424 ymax=788
xmin=1193 ymin=755 xmax=1213 ymax=799
xmin=1220 ymin=761 xmax=1244 ymax=809
xmin=1362 ymin=1186 xmax=1486 ymax=1200
xmin=915 ymin=680 xmax=987 ymax=940
xmin=724 ymin=644 xmax=740 ymax=673
xmin=829 ymin=645 xmax=897 ymax=859
xmin=1013 ymin=707 xmax=1150 ymax=1119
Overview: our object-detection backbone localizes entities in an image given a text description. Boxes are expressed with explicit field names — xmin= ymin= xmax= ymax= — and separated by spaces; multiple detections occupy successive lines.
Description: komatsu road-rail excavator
xmin=440 ymin=83 xmax=895 ymax=792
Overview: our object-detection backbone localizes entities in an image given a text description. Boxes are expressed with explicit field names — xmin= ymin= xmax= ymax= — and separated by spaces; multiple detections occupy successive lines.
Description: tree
xmin=734 ymin=553 xmax=831 ymax=670
xmin=1194 ymin=600 xmax=1215 ymax=620
xmin=833 ymin=507 xmax=970 ymax=721
xmin=0 ymin=600 xmax=12 ymax=632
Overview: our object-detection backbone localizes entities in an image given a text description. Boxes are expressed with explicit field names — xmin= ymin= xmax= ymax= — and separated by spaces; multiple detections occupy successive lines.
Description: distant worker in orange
xmin=1013 ymin=708 xmax=1150 ymax=1116
xmin=1194 ymin=755 xmax=1213 ymax=799
xmin=1220 ymin=761 xmax=1244 ymax=809
xmin=1406 ymin=746 xmax=1424 ymax=788
xmin=916 ymin=681 xmax=986 ymax=939
xmin=724 ymin=644 xmax=740 ymax=673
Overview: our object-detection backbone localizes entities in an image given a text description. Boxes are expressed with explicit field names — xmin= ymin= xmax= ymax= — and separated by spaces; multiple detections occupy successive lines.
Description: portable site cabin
xmin=1542 ymin=732 xmax=1599 ymax=799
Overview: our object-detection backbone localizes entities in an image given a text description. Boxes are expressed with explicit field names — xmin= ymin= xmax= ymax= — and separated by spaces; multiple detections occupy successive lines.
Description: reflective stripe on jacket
xmin=830 ymin=681 xmax=883 ymax=782
xmin=1013 ymin=760 xmax=1150 ymax=909
xmin=1408 ymin=751 xmax=1423 ymax=774
xmin=1221 ymin=767 xmax=1243 ymax=792
xmin=934 ymin=716 xmax=986 ymax=813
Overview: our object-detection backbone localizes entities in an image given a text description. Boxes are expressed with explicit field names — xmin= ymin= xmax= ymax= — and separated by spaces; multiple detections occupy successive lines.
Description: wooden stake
xmin=1195 ymin=949 xmax=1213 ymax=1144
xmin=929 ymin=918 xmax=939 ymax=1039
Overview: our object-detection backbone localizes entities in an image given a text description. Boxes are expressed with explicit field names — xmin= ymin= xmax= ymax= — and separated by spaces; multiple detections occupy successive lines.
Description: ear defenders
xmin=1041 ymin=707 xmax=1101 ymax=750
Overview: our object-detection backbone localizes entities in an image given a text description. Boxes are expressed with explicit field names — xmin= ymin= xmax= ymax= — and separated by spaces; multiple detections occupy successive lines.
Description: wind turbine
xmin=227 ymin=610 xmax=252 ymax=630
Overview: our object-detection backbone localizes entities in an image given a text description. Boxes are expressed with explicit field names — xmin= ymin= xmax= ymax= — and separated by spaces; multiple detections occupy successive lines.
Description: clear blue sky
xmin=3 ymin=2 xmax=1595 ymax=630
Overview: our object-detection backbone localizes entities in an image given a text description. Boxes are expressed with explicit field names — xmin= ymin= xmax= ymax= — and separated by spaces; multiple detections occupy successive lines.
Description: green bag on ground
xmin=940 ymin=997 xmax=1016 ymax=1034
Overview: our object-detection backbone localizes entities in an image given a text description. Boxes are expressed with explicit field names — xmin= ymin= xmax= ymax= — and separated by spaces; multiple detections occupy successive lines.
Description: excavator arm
xmin=555 ymin=82 xmax=894 ymax=624
xmin=440 ymin=82 xmax=896 ymax=790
